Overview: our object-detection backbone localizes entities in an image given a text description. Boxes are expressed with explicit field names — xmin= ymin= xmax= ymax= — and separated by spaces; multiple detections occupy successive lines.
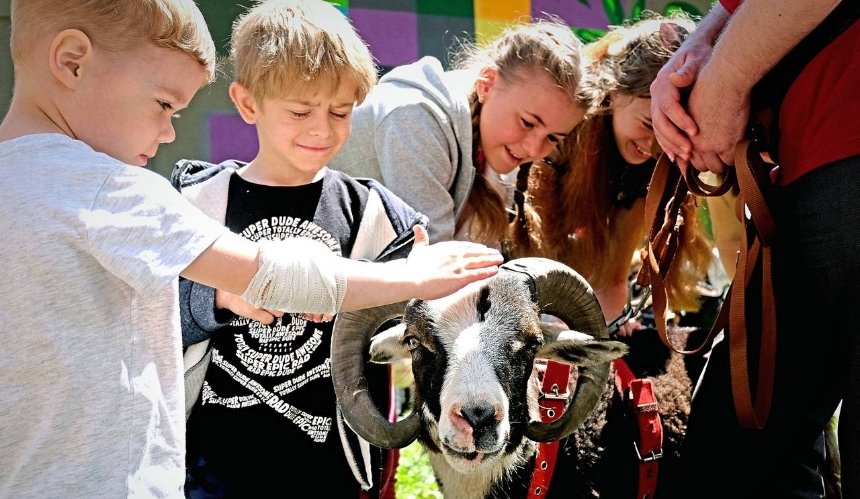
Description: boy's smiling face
xmin=231 ymin=79 xmax=358 ymax=185
xmin=68 ymin=42 xmax=208 ymax=166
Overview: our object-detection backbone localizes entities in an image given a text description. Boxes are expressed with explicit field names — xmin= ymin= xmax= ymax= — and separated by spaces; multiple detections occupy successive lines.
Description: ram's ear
xmin=369 ymin=323 xmax=410 ymax=363
xmin=538 ymin=333 xmax=628 ymax=366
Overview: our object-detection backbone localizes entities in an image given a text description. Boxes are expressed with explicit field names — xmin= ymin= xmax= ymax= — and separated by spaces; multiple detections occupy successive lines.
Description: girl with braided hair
xmin=330 ymin=18 xmax=585 ymax=247
xmin=507 ymin=14 xmax=714 ymax=327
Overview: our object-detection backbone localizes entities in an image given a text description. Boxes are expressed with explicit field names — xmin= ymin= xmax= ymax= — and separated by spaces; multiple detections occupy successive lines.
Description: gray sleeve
xmin=179 ymin=277 xmax=234 ymax=349
xmin=87 ymin=167 xmax=228 ymax=295
xmin=374 ymin=105 xmax=460 ymax=243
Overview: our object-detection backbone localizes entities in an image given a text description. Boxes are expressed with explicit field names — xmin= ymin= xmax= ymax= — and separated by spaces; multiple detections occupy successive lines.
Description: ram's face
xmin=346 ymin=258 xmax=627 ymax=478
xmin=384 ymin=280 xmax=543 ymax=471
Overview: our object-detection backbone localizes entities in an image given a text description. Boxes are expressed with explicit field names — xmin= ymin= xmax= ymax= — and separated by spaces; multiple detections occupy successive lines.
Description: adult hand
xmin=651 ymin=36 xmax=714 ymax=170
xmin=404 ymin=225 xmax=503 ymax=300
xmin=651 ymin=1 xmax=732 ymax=176
xmin=685 ymin=65 xmax=750 ymax=175
xmin=216 ymin=288 xmax=284 ymax=325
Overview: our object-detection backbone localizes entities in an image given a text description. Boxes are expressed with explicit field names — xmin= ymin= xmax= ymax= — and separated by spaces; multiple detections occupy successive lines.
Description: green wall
xmin=1 ymin=0 xmax=11 ymax=116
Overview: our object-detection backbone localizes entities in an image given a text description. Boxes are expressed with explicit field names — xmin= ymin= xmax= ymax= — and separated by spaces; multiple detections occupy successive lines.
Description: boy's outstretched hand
xmin=404 ymin=225 xmax=503 ymax=300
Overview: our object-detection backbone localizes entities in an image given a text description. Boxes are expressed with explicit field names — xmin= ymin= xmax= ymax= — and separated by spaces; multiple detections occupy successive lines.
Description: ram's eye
xmin=524 ymin=335 xmax=544 ymax=352
xmin=477 ymin=287 xmax=491 ymax=321
xmin=405 ymin=336 xmax=421 ymax=351
xmin=510 ymin=335 xmax=543 ymax=356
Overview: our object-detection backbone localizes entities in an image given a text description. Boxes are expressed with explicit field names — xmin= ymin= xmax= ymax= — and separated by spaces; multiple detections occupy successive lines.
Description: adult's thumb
xmin=669 ymin=64 xmax=695 ymax=88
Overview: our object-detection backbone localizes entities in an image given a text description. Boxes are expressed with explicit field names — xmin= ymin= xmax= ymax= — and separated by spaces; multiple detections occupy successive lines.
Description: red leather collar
xmin=526 ymin=358 xmax=665 ymax=499
xmin=614 ymin=358 xmax=663 ymax=499
xmin=527 ymin=360 xmax=571 ymax=498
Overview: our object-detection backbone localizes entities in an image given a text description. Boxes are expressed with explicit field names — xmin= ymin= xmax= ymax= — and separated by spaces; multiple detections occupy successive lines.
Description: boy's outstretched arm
xmin=340 ymin=225 xmax=502 ymax=311
xmin=181 ymin=225 xmax=502 ymax=315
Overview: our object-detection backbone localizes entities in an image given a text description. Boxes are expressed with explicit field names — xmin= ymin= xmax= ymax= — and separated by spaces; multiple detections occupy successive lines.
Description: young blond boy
xmin=0 ymin=1 xmax=501 ymax=496
xmin=175 ymin=1 xmax=422 ymax=496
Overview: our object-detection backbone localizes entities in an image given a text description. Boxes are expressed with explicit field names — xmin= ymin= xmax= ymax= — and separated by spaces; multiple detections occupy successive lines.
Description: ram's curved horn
xmin=502 ymin=257 xmax=610 ymax=443
xmin=330 ymin=301 xmax=419 ymax=449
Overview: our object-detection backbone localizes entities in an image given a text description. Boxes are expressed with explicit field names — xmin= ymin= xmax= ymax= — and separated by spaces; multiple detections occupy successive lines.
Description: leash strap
xmin=637 ymin=154 xmax=719 ymax=356
xmin=728 ymin=141 xmax=776 ymax=428
xmin=639 ymin=141 xmax=776 ymax=430
xmin=527 ymin=360 xmax=571 ymax=498
xmin=614 ymin=358 xmax=663 ymax=499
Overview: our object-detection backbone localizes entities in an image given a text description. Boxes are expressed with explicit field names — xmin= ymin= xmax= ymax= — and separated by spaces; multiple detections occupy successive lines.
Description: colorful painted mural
xmin=335 ymin=0 xmax=707 ymax=69
xmin=206 ymin=0 xmax=713 ymax=166
xmin=0 ymin=0 xmax=716 ymax=174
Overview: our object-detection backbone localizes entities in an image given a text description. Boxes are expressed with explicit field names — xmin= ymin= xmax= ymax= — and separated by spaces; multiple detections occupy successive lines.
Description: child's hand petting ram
xmin=402 ymin=225 xmax=503 ymax=300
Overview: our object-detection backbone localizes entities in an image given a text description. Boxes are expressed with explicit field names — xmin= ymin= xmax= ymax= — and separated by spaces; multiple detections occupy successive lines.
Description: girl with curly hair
xmin=508 ymin=14 xmax=714 ymax=327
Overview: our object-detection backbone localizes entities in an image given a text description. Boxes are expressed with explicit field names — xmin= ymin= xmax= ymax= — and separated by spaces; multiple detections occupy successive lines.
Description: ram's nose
xmin=461 ymin=401 xmax=497 ymax=431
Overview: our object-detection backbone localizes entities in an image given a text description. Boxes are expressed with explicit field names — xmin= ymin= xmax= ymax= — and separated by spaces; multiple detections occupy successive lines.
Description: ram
xmin=332 ymin=257 xmax=701 ymax=498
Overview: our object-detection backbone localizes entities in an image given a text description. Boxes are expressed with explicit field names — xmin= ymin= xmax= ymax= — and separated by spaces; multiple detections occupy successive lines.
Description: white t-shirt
xmin=0 ymin=134 xmax=228 ymax=498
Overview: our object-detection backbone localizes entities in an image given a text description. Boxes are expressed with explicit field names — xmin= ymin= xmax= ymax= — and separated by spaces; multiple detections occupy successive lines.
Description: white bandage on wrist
xmin=241 ymin=238 xmax=348 ymax=315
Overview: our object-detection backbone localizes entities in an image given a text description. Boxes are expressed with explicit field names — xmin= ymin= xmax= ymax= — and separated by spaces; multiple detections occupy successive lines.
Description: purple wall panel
xmin=349 ymin=8 xmax=419 ymax=67
xmin=209 ymin=113 xmax=258 ymax=164
xmin=531 ymin=0 xmax=608 ymax=28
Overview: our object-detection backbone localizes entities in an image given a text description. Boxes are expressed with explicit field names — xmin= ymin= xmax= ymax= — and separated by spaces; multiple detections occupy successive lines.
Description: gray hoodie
xmin=330 ymin=56 xmax=477 ymax=243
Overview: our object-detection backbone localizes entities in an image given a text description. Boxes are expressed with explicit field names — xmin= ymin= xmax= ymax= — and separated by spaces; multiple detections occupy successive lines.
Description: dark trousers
xmin=668 ymin=155 xmax=860 ymax=498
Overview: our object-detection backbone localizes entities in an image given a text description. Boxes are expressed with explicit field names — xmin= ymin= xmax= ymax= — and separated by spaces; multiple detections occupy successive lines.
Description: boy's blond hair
xmin=231 ymin=0 xmax=377 ymax=103
xmin=10 ymin=0 xmax=217 ymax=82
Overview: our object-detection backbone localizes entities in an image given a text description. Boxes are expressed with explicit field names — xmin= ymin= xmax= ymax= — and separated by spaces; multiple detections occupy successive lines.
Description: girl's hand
xmin=300 ymin=313 xmax=334 ymax=323
xmin=615 ymin=319 xmax=645 ymax=338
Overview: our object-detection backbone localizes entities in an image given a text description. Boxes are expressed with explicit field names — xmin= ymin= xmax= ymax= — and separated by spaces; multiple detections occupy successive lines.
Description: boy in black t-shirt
xmin=175 ymin=1 xmax=418 ymax=496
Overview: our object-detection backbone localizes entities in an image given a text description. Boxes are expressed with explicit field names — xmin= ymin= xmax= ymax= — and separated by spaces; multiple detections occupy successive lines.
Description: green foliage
xmin=573 ymin=0 xmax=707 ymax=42
xmin=573 ymin=27 xmax=609 ymax=43
xmin=630 ymin=0 xmax=647 ymax=20
xmin=395 ymin=440 xmax=442 ymax=499
xmin=602 ymin=0 xmax=625 ymax=25
xmin=663 ymin=2 xmax=705 ymax=17
xmin=699 ymin=200 xmax=714 ymax=242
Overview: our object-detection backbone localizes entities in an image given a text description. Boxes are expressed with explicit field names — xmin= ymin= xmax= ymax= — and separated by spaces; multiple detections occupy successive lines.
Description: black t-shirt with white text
xmin=185 ymin=171 xmax=391 ymax=498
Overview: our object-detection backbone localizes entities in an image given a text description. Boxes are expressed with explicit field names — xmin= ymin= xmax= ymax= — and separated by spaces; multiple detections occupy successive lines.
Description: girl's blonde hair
xmin=230 ymin=0 xmax=377 ymax=103
xmin=451 ymin=18 xmax=584 ymax=245
xmin=508 ymin=13 xmax=711 ymax=313
xmin=579 ymin=13 xmax=696 ymax=111
xmin=10 ymin=0 xmax=217 ymax=81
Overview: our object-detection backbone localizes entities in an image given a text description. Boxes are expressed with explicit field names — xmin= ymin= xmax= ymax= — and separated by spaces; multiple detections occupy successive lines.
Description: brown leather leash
xmin=636 ymin=140 xmax=777 ymax=429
